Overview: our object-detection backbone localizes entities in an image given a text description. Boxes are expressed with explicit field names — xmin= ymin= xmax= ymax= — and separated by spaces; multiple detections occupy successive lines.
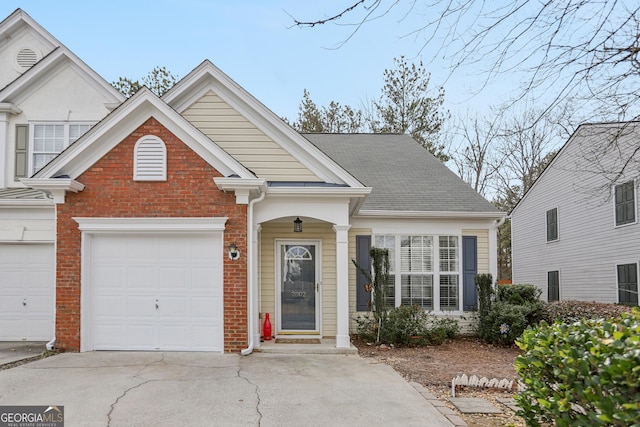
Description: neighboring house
xmin=511 ymin=122 xmax=640 ymax=306
xmin=1 ymin=9 xmax=505 ymax=352
xmin=0 ymin=9 xmax=124 ymax=341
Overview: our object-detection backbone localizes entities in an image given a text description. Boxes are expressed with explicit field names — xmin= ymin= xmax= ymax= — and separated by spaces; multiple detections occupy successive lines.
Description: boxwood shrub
xmin=515 ymin=308 xmax=640 ymax=426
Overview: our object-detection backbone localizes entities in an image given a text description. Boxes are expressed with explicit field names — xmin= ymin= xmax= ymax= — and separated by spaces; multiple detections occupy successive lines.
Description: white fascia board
xmin=0 ymin=47 xmax=124 ymax=104
xmin=0 ymin=199 xmax=53 ymax=207
xmin=74 ymin=217 xmax=228 ymax=232
xmin=266 ymin=186 xmax=372 ymax=198
xmin=0 ymin=9 xmax=60 ymax=50
xmin=164 ymin=61 xmax=363 ymax=187
xmin=33 ymin=90 xmax=255 ymax=180
xmin=356 ymin=210 xmax=507 ymax=221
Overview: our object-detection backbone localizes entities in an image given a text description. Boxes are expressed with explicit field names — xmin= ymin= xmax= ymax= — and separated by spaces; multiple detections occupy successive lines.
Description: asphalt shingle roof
xmin=304 ymin=133 xmax=500 ymax=213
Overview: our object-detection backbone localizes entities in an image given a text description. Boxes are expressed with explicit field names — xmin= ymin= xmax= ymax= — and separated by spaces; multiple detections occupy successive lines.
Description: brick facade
xmin=55 ymin=117 xmax=248 ymax=352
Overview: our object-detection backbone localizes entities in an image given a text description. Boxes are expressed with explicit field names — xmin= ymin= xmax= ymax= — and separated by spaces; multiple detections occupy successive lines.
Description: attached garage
xmin=0 ymin=243 xmax=54 ymax=341
xmin=77 ymin=218 xmax=226 ymax=352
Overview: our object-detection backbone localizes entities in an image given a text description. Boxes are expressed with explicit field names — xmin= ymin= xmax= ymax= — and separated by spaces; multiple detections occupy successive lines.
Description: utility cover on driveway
xmin=449 ymin=397 xmax=502 ymax=414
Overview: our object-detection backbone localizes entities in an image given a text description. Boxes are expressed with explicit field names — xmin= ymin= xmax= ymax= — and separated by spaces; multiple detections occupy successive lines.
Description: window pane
xmin=400 ymin=236 xmax=432 ymax=272
xmin=69 ymin=124 xmax=92 ymax=142
xmin=615 ymin=181 xmax=636 ymax=225
xmin=618 ymin=263 xmax=638 ymax=305
xmin=439 ymin=236 xmax=458 ymax=271
xmin=439 ymin=275 xmax=459 ymax=310
xmin=401 ymin=275 xmax=433 ymax=310
xmin=547 ymin=208 xmax=558 ymax=241
xmin=547 ymin=271 xmax=559 ymax=302
xmin=385 ymin=275 xmax=395 ymax=309
xmin=374 ymin=235 xmax=395 ymax=272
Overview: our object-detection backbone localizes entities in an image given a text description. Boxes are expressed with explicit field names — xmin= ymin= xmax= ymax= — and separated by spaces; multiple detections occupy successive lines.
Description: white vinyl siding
xmin=182 ymin=91 xmax=321 ymax=181
xmin=134 ymin=136 xmax=167 ymax=181
xmin=512 ymin=124 xmax=640 ymax=304
xmin=31 ymin=122 xmax=92 ymax=174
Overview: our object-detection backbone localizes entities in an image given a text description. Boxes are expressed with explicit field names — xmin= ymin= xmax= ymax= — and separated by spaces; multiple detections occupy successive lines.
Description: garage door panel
xmin=90 ymin=233 xmax=223 ymax=351
xmin=0 ymin=244 xmax=54 ymax=341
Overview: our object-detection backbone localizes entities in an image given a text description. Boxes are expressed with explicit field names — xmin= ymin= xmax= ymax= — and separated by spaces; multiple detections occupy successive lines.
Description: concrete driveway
xmin=0 ymin=352 xmax=454 ymax=426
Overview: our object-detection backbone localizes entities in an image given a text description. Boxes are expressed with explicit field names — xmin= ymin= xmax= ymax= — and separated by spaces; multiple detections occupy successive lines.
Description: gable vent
xmin=134 ymin=136 xmax=167 ymax=181
xmin=16 ymin=48 xmax=38 ymax=68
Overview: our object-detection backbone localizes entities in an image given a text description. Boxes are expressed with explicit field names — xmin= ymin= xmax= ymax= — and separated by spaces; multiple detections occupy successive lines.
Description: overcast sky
xmin=2 ymin=1 xmax=516 ymax=123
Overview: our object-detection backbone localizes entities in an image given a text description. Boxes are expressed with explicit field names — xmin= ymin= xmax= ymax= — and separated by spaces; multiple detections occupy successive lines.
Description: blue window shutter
xmin=355 ymin=235 xmax=371 ymax=311
xmin=462 ymin=236 xmax=478 ymax=311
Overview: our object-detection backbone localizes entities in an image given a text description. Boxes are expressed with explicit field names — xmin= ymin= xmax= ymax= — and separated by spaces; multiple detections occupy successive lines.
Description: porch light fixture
xmin=293 ymin=217 xmax=303 ymax=233
xmin=228 ymin=243 xmax=240 ymax=261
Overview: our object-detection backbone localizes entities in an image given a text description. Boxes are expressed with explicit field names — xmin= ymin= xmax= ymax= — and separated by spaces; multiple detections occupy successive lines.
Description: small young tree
xmin=352 ymin=247 xmax=389 ymax=342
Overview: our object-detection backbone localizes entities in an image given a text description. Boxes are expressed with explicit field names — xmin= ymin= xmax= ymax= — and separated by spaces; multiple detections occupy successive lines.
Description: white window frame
xmin=29 ymin=122 xmax=94 ymax=174
xmin=613 ymin=180 xmax=637 ymax=228
xmin=374 ymin=234 xmax=462 ymax=313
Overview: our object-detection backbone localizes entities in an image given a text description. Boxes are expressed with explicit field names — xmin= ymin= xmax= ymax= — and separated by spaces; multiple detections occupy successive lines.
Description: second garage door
xmin=89 ymin=233 xmax=223 ymax=352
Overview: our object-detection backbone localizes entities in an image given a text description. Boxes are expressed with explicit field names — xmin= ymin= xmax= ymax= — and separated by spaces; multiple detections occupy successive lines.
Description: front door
xmin=277 ymin=241 xmax=320 ymax=334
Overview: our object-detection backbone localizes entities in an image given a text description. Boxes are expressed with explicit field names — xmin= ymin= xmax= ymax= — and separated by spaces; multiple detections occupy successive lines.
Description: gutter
xmin=241 ymin=190 xmax=267 ymax=356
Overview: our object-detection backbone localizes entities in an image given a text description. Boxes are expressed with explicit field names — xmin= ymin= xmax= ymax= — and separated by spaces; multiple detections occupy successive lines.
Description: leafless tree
xmin=291 ymin=1 xmax=640 ymax=188
xmin=450 ymin=112 xmax=504 ymax=198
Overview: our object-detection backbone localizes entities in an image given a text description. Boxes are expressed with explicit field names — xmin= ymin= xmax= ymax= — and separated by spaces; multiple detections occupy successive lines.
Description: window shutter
xmin=355 ymin=235 xmax=372 ymax=311
xmin=15 ymin=124 xmax=29 ymax=179
xmin=134 ymin=136 xmax=166 ymax=181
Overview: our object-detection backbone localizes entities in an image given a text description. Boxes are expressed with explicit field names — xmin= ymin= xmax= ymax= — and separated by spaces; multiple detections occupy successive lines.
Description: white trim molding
xmin=73 ymin=217 xmax=228 ymax=232
xmin=21 ymin=177 xmax=84 ymax=204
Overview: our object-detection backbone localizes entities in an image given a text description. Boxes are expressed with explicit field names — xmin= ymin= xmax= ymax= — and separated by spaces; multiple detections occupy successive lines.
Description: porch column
xmin=333 ymin=224 xmax=351 ymax=348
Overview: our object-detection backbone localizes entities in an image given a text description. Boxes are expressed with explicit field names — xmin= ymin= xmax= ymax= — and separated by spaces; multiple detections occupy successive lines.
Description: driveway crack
xmin=106 ymin=353 xmax=164 ymax=426
xmin=237 ymin=367 xmax=262 ymax=426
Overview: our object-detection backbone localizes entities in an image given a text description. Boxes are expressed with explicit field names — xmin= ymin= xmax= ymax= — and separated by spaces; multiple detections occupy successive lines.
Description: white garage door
xmin=90 ymin=233 xmax=223 ymax=352
xmin=0 ymin=243 xmax=54 ymax=341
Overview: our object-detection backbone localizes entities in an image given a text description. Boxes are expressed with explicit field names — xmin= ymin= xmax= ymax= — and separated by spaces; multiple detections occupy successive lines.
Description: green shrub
xmin=479 ymin=301 xmax=543 ymax=345
xmin=355 ymin=305 xmax=460 ymax=347
xmin=498 ymin=283 xmax=541 ymax=304
xmin=540 ymin=300 xmax=634 ymax=324
xmin=515 ymin=308 xmax=640 ymax=426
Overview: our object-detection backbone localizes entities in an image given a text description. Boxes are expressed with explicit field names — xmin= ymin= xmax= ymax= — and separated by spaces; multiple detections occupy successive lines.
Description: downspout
xmin=46 ymin=194 xmax=57 ymax=352
xmin=241 ymin=189 xmax=266 ymax=356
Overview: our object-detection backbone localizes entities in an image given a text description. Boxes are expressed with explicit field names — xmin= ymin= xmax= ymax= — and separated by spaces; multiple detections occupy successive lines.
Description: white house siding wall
xmin=182 ymin=91 xmax=321 ymax=182
xmin=0 ymin=22 xmax=55 ymax=89
xmin=512 ymin=124 xmax=640 ymax=303
xmin=259 ymin=222 xmax=337 ymax=337
xmin=5 ymin=66 xmax=117 ymax=187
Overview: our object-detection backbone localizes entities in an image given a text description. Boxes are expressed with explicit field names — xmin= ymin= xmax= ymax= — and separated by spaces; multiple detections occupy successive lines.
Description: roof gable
xmin=0 ymin=9 xmax=123 ymax=106
xmin=510 ymin=121 xmax=640 ymax=216
xmin=305 ymin=133 xmax=502 ymax=216
xmin=32 ymin=87 xmax=255 ymax=180
xmin=163 ymin=60 xmax=363 ymax=187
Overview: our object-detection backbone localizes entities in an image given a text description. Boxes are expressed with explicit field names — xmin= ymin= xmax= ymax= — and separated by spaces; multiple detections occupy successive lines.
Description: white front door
xmin=277 ymin=241 xmax=320 ymax=334
xmin=89 ymin=233 xmax=223 ymax=351
xmin=0 ymin=243 xmax=54 ymax=341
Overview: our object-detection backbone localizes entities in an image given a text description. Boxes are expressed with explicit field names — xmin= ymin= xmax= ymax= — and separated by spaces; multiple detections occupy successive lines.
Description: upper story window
xmin=133 ymin=135 xmax=167 ymax=181
xmin=615 ymin=181 xmax=636 ymax=226
xmin=546 ymin=207 xmax=558 ymax=241
xmin=31 ymin=122 xmax=93 ymax=174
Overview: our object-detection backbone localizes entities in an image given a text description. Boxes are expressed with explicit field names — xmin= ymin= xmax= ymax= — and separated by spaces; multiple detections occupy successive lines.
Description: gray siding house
xmin=511 ymin=122 xmax=639 ymax=305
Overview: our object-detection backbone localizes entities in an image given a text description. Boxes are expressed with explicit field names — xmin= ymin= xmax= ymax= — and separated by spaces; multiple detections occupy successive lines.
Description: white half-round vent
xmin=16 ymin=48 xmax=38 ymax=68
